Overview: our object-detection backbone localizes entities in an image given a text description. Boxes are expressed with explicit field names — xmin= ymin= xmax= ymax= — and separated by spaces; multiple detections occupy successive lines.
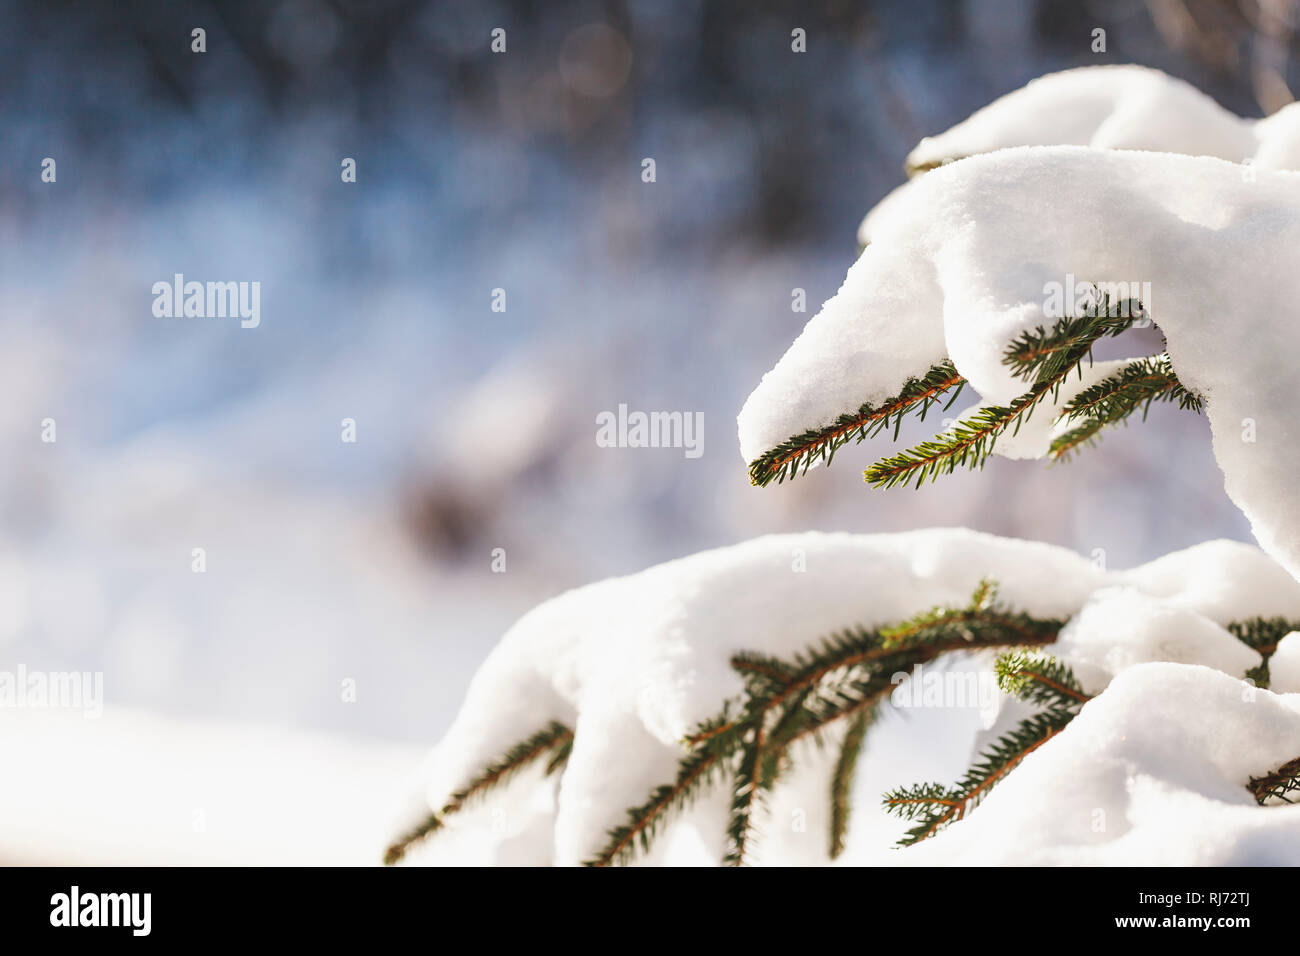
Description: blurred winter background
xmin=0 ymin=0 xmax=1295 ymax=862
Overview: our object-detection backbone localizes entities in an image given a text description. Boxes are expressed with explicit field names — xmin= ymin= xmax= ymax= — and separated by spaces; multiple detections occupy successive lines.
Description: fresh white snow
xmin=859 ymin=65 xmax=1300 ymax=246
xmin=906 ymin=65 xmax=1279 ymax=173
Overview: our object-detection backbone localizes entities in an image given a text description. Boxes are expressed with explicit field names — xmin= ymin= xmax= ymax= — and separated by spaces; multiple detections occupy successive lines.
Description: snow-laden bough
xmin=387 ymin=531 xmax=1300 ymax=865
xmin=742 ymin=146 xmax=1300 ymax=583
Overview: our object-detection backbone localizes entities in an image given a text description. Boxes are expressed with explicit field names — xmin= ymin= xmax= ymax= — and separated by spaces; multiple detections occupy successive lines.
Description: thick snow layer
xmin=879 ymin=663 xmax=1300 ymax=866
xmin=907 ymin=65 xmax=1274 ymax=172
xmin=398 ymin=530 xmax=1300 ymax=865
xmin=859 ymin=66 xmax=1300 ymax=247
xmin=1270 ymin=632 xmax=1300 ymax=694
xmin=742 ymin=146 xmax=1300 ymax=581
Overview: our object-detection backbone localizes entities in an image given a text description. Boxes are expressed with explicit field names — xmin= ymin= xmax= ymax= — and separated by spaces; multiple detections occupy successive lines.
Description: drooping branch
xmin=384 ymin=721 xmax=573 ymax=864
xmin=749 ymin=287 xmax=1205 ymax=491
xmin=883 ymin=707 xmax=1077 ymax=846
xmin=1049 ymin=354 xmax=1202 ymax=461
xmin=747 ymin=361 xmax=965 ymax=487
xmin=866 ymin=297 xmax=1146 ymax=489
xmin=595 ymin=582 xmax=1063 ymax=866
xmin=829 ymin=710 xmax=872 ymax=859
xmin=388 ymin=586 xmax=1289 ymax=866
xmin=883 ymin=651 xmax=1093 ymax=847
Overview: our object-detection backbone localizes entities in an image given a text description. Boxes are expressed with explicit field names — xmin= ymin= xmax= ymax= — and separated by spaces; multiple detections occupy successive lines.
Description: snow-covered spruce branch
xmin=828 ymin=710 xmax=872 ymax=859
xmin=388 ymin=586 xmax=1300 ymax=865
xmin=747 ymin=361 xmax=964 ymax=487
xmin=1050 ymin=354 xmax=1202 ymax=461
xmin=383 ymin=721 xmax=573 ymax=865
xmin=593 ymin=579 xmax=1064 ymax=866
xmin=884 ymin=709 xmax=1077 ymax=846
xmin=747 ymin=292 xmax=1202 ymax=491
xmin=884 ymin=652 xmax=1089 ymax=846
xmin=862 ymin=296 xmax=1200 ymax=488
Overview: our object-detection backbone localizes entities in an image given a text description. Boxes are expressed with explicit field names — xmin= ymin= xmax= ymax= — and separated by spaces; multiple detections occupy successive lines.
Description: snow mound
xmin=1053 ymin=587 xmax=1261 ymax=694
xmin=741 ymin=146 xmax=1300 ymax=580
xmin=859 ymin=66 xmax=1300 ymax=247
xmin=398 ymin=530 xmax=1300 ymax=865
xmin=880 ymin=662 xmax=1300 ymax=866
xmin=1270 ymin=632 xmax=1300 ymax=694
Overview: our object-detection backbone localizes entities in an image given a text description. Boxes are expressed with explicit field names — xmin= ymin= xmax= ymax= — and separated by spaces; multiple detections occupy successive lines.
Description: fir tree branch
xmin=865 ymin=295 xmax=1170 ymax=488
xmin=1058 ymin=354 xmax=1200 ymax=424
xmin=585 ymin=712 xmax=738 ymax=868
xmin=1046 ymin=417 xmax=1107 ymax=462
xmin=383 ymin=721 xmax=573 ymax=865
xmin=883 ymin=707 xmax=1076 ymax=846
xmin=995 ymin=651 xmax=1091 ymax=708
xmin=747 ymin=361 xmax=965 ymax=487
xmin=1002 ymin=299 xmax=1138 ymax=383
xmin=1247 ymin=756 xmax=1300 ymax=805
xmin=724 ymin=721 xmax=767 ymax=866
xmin=863 ymin=404 xmax=1016 ymax=489
xmin=829 ymin=710 xmax=872 ymax=859
xmin=1048 ymin=354 xmax=1202 ymax=461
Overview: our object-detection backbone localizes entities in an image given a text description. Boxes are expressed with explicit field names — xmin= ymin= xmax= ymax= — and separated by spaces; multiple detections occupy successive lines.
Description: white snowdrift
xmin=397 ymin=530 xmax=1300 ymax=865
xmin=859 ymin=65 xmax=1300 ymax=246
xmin=742 ymin=146 xmax=1300 ymax=581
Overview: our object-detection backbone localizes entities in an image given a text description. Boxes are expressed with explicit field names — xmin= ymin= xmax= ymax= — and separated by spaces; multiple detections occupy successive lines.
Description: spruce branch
xmin=1048 ymin=354 xmax=1202 ymax=461
xmin=883 ymin=653 xmax=1089 ymax=848
xmin=883 ymin=707 xmax=1076 ymax=846
xmin=586 ymin=707 xmax=740 ymax=867
xmin=995 ymin=651 xmax=1090 ymax=708
xmin=747 ymin=361 xmax=965 ymax=487
xmin=1002 ymin=302 xmax=1137 ymax=384
xmin=724 ymin=721 xmax=768 ymax=866
xmin=829 ymin=710 xmax=872 ymax=859
xmin=863 ymin=404 xmax=1017 ymax=489
xmin=391 ymin=593 xmax=1298 ymax=866
xmin=865 ymin=299 xmax=1143 ymax=489
xmin=1247 ymin=756 xmax=1300 ymax=805
xmin=1058 ymin=354 xmax=1201 ymax=424
xmin=1046 ymin=417 xmax=1107 ymax=462
xmin=383 ymin=721 xmax=573 ymax=865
